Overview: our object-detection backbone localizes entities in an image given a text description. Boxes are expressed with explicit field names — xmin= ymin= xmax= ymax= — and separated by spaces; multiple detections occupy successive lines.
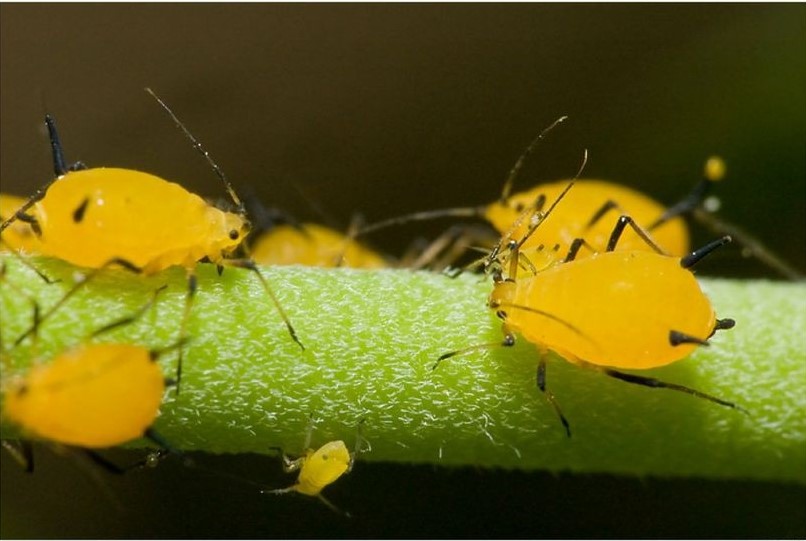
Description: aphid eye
xmin=514 ymin=203 xmax=525 ymax=212
xmin=229 ymin=229 xmax=239 ymax=240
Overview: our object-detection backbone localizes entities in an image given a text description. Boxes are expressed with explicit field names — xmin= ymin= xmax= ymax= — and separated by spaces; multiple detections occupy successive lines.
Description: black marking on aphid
xmin=669 ymin=330 xmax=710 ymax=347
xmin=72 ymin=197 xmax=90 ymax=223
xmin=532 ymin=194 xmax=547 ymax=212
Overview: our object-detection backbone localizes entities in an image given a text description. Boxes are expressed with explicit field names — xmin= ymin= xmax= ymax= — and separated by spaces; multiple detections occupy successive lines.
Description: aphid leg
xmin=564 ymin=237 xmax=598 ymax=262
xmin=267 ymin=446 xmax=305 ymax=473
xmin=536 ymin=357 xmax=572 ymax=438
xmin=317 ymin=493 xmax=351 ymax=518
xmin=263 ymin=485 xmax=296 ymax=495
xmin=430 ymin=228 xmax=498 ymax=272
xmin=81 ymin=449 xmax=128 ymax=475
xmin=219 ymin=258 xmax=304 ymax=351
xmin=0 ymin=263 xmax=42 ymax=350
xmin=172 ymin=270 xmax=198 ymax=396
xmin=13 ymin=257 xmax=143 ymax=346
xmin=347 ymin=419 xmax=370 ymax=474
xmin=89 ymin=285 xmax=167 ymax=338
xmin=578 ymin=360 xmax=749 ymax=414
xmin=407 ymin=224 xmax=498 ymax=271
xmin=432 ymin=336 xmax=514 ymax=371
xmin=137 ymin=427 xmax=182 ymax=468
xmin=1 ymin=439 xmax=34 ymax=472
xmin=356 ymin=206 xmax=486 ymax=238
xmin=606 ymin=215 xmax=667 ymax=254
xmin=333 ymin=214 xmax=366 ymax=268
xmin=0 ymin=242 xmax=57 ymax=283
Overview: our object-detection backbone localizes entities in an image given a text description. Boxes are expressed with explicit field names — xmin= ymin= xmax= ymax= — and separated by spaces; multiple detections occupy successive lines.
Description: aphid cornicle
xmin=437 ymin=186 xmax=743 ymax=436
xmin=1 ymin=89 xmax=305 ymax=391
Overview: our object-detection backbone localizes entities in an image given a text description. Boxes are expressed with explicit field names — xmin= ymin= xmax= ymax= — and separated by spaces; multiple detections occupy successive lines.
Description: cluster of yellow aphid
xmin=1 ymin=91 xmax=766 ymax=513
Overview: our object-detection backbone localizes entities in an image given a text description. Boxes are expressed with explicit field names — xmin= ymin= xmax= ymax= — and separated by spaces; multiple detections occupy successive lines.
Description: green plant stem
xmin=1 ymin=255 xmax=804 ymax=484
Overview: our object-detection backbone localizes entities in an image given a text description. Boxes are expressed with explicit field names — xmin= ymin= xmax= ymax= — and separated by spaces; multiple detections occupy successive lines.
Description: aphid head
xmin=220 ymin=210 xmax=250 ymax=252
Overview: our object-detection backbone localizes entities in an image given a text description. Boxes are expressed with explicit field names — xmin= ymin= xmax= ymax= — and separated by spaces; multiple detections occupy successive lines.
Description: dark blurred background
xmin=1 ymin=4 xmax=804 ymax=538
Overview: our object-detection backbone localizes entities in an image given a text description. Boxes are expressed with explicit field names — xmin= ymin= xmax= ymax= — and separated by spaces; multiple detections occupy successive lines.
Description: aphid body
xmin=486 ymin=180 xmax=690 ymax=258
xmin=251 ymin=223 xmax=386 ymax=269
xmin=289 ymin=440 xmax=353 ymax=497
xmin=491 ymin=249 xmax=714 ymax=369
xmin=0 ymin=194 xmax=42 ymax=253
xmin=3 ymin=343 xmax=164 ymax=448
xmin=31 ymin=168 xmax=246 ymax=273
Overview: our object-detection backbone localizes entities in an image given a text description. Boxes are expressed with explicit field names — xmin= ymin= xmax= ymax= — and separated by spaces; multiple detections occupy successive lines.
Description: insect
xmin=250 ymin=222 xmax=387 ymax=268
xmin=262 ymin=419 xmax=367 ymax=516
xmin=1 ymin=287 xmax=179 ymax=472
xmin=436 ymin=185 xmax=744 ymax=436
xmin=0 ymin=89 xmax=305 ymax=391
xmin=357 ymin=117 xmax=710 ymax=261
xmin=0 ymin=193 xmax=42 ymax=253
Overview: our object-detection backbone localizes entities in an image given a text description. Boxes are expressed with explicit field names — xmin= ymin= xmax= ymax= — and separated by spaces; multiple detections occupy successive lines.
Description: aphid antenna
xmin=515 ymin=148 xmax=588 ymax=251
xmin=496 ymin=301 xmax=597 ymax=349
xmin=356 ymin=205 xmax=488 ymax=237
xmin=355 ymin=115 xmax=571 ymax=240
xmin=144 ymin=88 xmax=246 ymax=217
xmin=499 ymin=115 xmax=568 ymax=203
xmin=481 ymin=150 xmax=585 ymax=272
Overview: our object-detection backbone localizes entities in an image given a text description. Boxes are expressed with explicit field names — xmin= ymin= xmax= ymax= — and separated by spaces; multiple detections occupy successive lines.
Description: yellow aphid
xmin=438 ymin=190 xmax=743 ymax=436
xmin=2 ymin=91 xmax=304 ymax=384
xmin=484 ymin=180 xmax=689 ymax=258
xmin=0 ymin=193 xmax=42 ymax=253
xmin=264 ymin=420 xmax=366 ymax=515
xmin=286 ymin=440 xmax=353 ymax=497
xmin=30 ymin=167 xmax=247 ymax=272
xmin=251 ymin=223 xmax=386 ymax=269
xmin=3 ymin=343 xmax=164 ymax=448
